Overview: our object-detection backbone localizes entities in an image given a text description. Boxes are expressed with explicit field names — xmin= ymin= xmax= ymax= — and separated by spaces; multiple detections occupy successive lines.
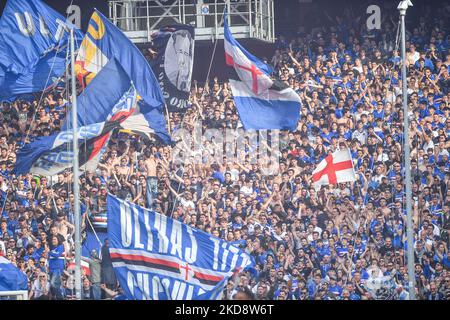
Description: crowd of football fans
xmin=0 ymin=3 xmax=450 ymax=300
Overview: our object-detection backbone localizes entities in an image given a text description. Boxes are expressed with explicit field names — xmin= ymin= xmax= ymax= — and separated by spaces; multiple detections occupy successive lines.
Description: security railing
xmin=108 ymin=0 xmax=274 ymax=43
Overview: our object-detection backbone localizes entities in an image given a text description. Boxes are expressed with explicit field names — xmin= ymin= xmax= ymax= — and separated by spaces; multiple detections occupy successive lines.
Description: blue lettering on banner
xmin=55 ymin=122 xmax=103 ymax=145
xmin=33 ymin=150 xmax=73 ymax=170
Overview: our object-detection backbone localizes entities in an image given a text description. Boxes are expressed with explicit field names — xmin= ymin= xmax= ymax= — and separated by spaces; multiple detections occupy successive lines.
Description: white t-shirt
xmin=180 ymin=198 xmax=195 ymax=210
xmin=229 ymin=169 xmax=240 ymax=181
xmin=0 ymin=241 xmax=5 ymax=256
xmin=32 ymin=280 xmax=50 ymax=299
xmin=372 ymin=174 xmax=386 ymax=184
xmin=422 ymin=140 xmax=434 ymax=151
xmin=240 ymin=185 xmax=253 ymax=196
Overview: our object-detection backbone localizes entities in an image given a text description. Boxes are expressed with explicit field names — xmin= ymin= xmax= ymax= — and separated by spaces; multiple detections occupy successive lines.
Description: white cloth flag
xmin=312 ymin=149 xmax=357 ymax=190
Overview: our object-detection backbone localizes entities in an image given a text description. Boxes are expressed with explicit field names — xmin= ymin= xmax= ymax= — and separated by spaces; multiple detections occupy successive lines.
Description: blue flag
xmin=0 ymin=0 xmax=84 ymax=101
xmin=0 ymin=49 xmax=67 ymax=102
xmin=82 ymin=230 xmax=108 ymax=259
xmin=107 ymin=195 xmax=255 ymax=300
xmin=13 ymin=58 xmax=137 ymax=176
xmin=63 ymin=58 xmax=133 ymax=130
xmin=0 ymin=256 xmax=28 ymax=291
xmin=76 ymin=10 xmax=170 ymax=142
xmin=14 ymin=86 xmax=137 ymax=176
xmin=224 ymin=11 xmax=301 ymax=130
xmin=14 ymin=122 xmax=113 ymax=176
xmin=0 ymin=0 xmax=82 ymax=74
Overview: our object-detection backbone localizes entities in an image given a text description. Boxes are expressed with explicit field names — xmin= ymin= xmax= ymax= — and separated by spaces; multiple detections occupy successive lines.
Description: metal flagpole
xmin=397 ymin=0 xmax=416 ymax=300
xmin=70 ymin=28 xmax=82 ymax=300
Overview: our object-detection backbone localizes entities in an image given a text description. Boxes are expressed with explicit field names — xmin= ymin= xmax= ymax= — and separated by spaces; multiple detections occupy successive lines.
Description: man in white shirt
xmin=352 ymin=121 xmax=368 ymax=144
xmin=239 ymin=179 xmax=253 ymax=196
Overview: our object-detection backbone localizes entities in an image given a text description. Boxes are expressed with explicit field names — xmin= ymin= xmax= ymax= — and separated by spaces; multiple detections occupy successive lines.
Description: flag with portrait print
xmin=148 ymin=24 xmax=195 ymax=113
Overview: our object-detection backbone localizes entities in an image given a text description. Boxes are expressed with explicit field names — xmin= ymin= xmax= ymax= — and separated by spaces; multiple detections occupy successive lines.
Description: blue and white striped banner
xmin=107 ymin=195 xmax=255 ymax=300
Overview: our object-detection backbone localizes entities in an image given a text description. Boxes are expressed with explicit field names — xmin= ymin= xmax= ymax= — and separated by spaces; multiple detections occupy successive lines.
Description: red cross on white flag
xmin=312 ymin=149 xmax=357 ymax=190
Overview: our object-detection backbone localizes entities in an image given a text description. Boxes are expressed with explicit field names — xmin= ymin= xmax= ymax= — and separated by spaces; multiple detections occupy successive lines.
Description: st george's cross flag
xmin=312 ymin=149 xmax=357 ymax=190
xmin=224 ymin=10 xmax=301 ymax=130
xmin=107 ymin=195 xmax=255 ymax=300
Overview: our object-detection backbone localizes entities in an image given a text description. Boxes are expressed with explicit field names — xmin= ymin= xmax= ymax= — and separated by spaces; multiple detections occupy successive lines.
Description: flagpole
xmin=165 ymin=103 xmax=171 ymax=133
xmin=398 ymin=0 xmax=416 ymax=300
xmin=70 ymin=28 xmax=82 ymax=300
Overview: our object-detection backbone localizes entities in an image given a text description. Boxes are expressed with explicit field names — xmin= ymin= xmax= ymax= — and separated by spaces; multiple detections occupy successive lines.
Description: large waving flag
xmin=107 ymin=195 xmax=255 ymax=300
xmin=14 ymin=86 xmax=137 ymax=176
xmin=312 ymin=149 xmax=357 ymax=190
xmin=75 ymin=10 xmax=170 ymax=142
xmin=0 ymin=50 xmax=67 ymax=101
xmin=224 ymin=12 xmax=301 ymax=130
xmin=0 ymin=0 xmax=83 ymax=101
xmin=62 ymin=58 xmax=133 ymax=130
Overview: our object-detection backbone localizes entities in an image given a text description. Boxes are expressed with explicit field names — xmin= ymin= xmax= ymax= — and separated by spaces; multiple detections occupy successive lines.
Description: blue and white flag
xmin=82 ymin=230 xmax=108 ymax=259
xmin=224 ymin=11 xmax=301 ymax=130
xmin=0 ymin=256 xmax=28 ymax=291
xmin=63 ymin=57 xmax=133 ymax=130
xmin=0 ymin=49 xmax=68 ymax=102
xmin=0 ymin=0 xmax=83 ymax=101
xmin=76 ymin=10 xmax=170 ymax=142
xmin=107 ymin=195 xmax=255 ymax=300
xmin=14 ymin=86 xmax=137 ymax=176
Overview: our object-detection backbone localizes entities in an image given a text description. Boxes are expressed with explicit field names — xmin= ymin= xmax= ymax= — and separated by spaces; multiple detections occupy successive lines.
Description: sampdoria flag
xmin=224 ymin=11 xmax=301 ymax=130
xmin=107 ymin=195 xmax=255 ymax=300
xmin=312 ymin=149 xmax=357 ymax=190
xmin=63 ymin=58 xmax=132 ymax=129
xmin=0 ymin=0 xmax=84 ymax=101
xmin=13 ymin=86 xmax=137 ymax=176
xmin=64 ymin=57 xmax=167 ymax=143
xmin=76 ymin=10 xmax=169 ymax=142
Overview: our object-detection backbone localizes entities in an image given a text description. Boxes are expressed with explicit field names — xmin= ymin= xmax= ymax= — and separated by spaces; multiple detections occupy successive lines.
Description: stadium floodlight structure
xmin=108 ymin=0 xmax=275 ymax=43
xmin=397 ymin=0 xmax=416 ymax=300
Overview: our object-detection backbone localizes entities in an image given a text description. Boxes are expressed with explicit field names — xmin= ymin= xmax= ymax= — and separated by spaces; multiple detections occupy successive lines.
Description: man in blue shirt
xmin=418 ymin=100 xmax=430 ymax=119
xmin=23 ymin=244 xmax=40 ymax=262
xmin=307 ymin=272 xmax=323 ymax=299
xmin=48 ymin=235 xmax=65 ymax=300
xmin=353 ymin=235 xmax=367 ymax=260
xmin=352 ymin=259 xmax=370 ymax=280
xmin=328 ymin=276 xmax=343 ymax=297
xmin=373 ymin=102 xmax=385 ymax=120
xmin=6 ymin=211 xmax=18 ymax=236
